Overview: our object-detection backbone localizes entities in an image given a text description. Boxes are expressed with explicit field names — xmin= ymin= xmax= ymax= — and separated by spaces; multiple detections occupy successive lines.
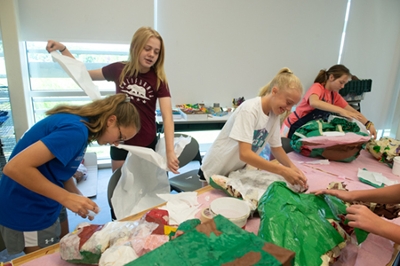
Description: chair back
xmin=175 ymin=133 xmax=200 ymax=168
xmin=107 ymin=167 xmax=122 ymax=213
xmin=0 ymin=230 xmax=5 ymax=252
xmin=281 ymin=137 xmax=293 ymax=153
xmin=169 ymin=134 xmax=203 ymax=192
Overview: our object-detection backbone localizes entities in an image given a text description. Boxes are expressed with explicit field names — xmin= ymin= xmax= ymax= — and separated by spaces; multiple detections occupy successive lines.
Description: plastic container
xmin=339 ymin=79 xmax=372 ymax=97
xmin=393 ymin=156 xmax=400 ymax=176
xmin=210 ymin=197 xmax=250 ymax=228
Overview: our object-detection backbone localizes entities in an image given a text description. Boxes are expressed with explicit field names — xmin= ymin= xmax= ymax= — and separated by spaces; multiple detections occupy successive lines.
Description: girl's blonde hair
xmin=258 ymin=67 xmax=303 ymax=96
xmin=119 ymin=27 xmax=168 ymax=90
xmin=46 ymin=94 xmax=141 ymax=143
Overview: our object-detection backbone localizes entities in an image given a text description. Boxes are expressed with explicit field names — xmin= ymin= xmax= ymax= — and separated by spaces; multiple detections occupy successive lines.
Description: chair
xmin=281 ymin=137 xmax=294 ymax=153
xmin=268 ymin=137 xmax=294 ymax=161
xmin=106 ymin=134 xmax=203 ymax=219
xmin=107 ymin=166 xmax=122 ymax=220
xmin=169 ymin=133 xmax=203 ymax=193
xmin=0 ymin=230 xmax=6 ymax=252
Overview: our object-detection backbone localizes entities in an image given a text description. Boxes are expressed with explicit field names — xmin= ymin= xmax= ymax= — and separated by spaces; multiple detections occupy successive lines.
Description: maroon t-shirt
xmin=102 ymin=62 xmax=171 ymax=146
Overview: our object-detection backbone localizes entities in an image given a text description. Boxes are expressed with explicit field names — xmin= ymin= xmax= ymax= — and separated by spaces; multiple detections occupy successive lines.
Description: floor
xmin=0 ymin=161 xmax=201 ymax=263
xmin=67 ymin=167 xmax=113 ymax=232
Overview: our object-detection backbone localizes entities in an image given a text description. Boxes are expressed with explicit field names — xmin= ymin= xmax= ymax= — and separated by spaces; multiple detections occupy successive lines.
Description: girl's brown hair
xmin=46 ymin=94 xmax=141 ymax=143
xmin=314 ymin=64 xmax=351 ymax=84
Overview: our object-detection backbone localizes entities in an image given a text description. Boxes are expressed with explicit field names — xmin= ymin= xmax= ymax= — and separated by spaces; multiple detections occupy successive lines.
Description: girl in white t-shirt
xmin=201 ymin=67 xmax=308 ymax=189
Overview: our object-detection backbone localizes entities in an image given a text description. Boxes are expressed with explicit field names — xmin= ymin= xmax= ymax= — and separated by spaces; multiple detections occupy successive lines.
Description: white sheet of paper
xmin=322 ymin=131 xmax=346 ymax=137
xmin=51 ymin=51 xmax=102 ymax=100
xmin=358 ymin=168 xmax=398 ymax=186
xmin=157 ymin=192 xmax=200 ymax=225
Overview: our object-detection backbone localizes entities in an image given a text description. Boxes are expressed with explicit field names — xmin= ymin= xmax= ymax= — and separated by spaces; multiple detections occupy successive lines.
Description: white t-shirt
xmin=201 ymin=97 xmax=281 ymax=181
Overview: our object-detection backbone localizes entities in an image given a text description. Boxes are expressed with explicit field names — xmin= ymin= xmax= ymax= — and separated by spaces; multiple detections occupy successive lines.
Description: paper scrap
xmin=358 ymin=168 xmax=398 ymax=188
xmin=157 ymin=192 xmax=201 ymax=225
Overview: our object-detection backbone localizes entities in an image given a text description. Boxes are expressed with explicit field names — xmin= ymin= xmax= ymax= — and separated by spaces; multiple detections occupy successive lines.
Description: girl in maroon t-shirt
xmin=47 ymin=27 xmax=179 ymax=174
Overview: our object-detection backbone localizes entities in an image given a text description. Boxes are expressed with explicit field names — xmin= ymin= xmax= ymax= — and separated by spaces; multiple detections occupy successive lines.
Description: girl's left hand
xmin=345 ymin=204 xmax=382 ymax=234
xmin=167 ymin=151 xmax=179 ymax=174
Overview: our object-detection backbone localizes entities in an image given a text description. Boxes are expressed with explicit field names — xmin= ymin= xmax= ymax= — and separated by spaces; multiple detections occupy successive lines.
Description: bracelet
xmin=364 ymin=120 xmax=371 ymax=126
xmin=365 ymin=121 xmax=374 ymax=130
xmin=59 ymin=46 xmax=67 ymax=53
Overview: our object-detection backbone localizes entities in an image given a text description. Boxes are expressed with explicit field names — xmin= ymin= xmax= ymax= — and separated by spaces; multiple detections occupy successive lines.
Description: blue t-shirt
xmin=0 ymin=113 xmax=89 ymax=231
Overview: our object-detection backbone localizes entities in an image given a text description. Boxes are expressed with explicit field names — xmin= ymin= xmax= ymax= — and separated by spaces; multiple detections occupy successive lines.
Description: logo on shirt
xmin=252 ymin=128 xmax=269 ymax=152
xmin=120 ymin=77 xmax=154 ymax=104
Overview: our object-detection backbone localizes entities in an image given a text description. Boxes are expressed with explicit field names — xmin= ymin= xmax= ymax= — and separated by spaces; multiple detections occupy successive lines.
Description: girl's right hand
xmin=63 ymin=193 xmax=99 ymax=221
xmin=46 ymin=40 xmax=64 ymax=53
xmin=282 ymin=167 xmax=308 ymax=189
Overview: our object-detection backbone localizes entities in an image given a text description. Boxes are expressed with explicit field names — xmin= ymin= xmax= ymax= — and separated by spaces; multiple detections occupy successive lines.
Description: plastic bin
xmin=340 ymin=79 xmax=372 ymax=97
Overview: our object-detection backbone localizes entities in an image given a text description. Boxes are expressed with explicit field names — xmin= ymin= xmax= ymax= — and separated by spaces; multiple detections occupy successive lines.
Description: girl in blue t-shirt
xmin=0 ymin=93 xmax=140 ymax=254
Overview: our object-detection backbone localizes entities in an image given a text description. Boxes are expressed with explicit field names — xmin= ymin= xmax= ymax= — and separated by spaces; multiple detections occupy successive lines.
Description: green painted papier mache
xmin=127 ymin=215 xmax=295 ymax=266
xmin=291 ymin=117 xmax=370 ymax=162
xmin=257 ymin=182 xmax=368 ymax=266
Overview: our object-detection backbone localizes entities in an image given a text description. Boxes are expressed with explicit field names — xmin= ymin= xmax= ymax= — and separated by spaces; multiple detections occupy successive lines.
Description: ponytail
xmin=259 ymin=67 xmax=302 ymax=96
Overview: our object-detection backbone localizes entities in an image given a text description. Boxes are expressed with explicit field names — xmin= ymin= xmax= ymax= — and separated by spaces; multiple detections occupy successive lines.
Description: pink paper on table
xmin=195 ymin=150 xmax=400 ymax=266
xmin=299 ymin=132 xmax=370 ymax=149
xmin=20 ymin=150 xmax=400 ymax=266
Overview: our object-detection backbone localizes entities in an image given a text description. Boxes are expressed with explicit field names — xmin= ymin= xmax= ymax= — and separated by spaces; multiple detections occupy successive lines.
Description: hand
xmin=312 ymin=189 xmax=355 ymax=202
xmin=345 ymin=204 xmax=383 ymax=234
xmin=338 ymin=109 xmax=363 ymax=121
xmin=63 ymin=193 xmax=99 ymax=221
xmin=282 ymin=166 xmax=308 ymax=189
xmin=368 ymin=124 xmax=377 ymax=139
xmin=167 ymin=151 xmax=179 ymax=174
xmin=46 ymin=40 xmax=65 ymax=53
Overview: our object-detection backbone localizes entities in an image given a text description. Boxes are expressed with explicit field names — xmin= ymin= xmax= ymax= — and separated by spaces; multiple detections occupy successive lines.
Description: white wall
xmin=158 ymin=0 xmax=347 ymax=108
xmin=17 ymin=0 xmax=154 ymax=43
xmin=2 ymin=0 xmax=399 ymax=136
xmin=341 ymin=0 xmax=400 ymax=130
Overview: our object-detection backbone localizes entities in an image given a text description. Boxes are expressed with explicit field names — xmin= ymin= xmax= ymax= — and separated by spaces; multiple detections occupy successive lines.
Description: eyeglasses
xmin=117 ymin=124 xmax=125 ymax=142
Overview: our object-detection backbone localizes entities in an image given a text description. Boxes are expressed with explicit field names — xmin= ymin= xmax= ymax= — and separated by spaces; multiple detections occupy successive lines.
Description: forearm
xmin=270 ymin=146 xmax=294 ymax=168
xmin=376 ymin=220 xmax=400 ymax=243
xmin=163 ymin=116 xmax=175 ymax=153
xmin=310 ymin=99 xmax=344 ymax=114
xmin=351 ymin=184 xmax=400 ymax=204
xmin=64 ymin=177 xmax=83 ymax=195
xmin=59 ymin=47 xmax=74 ymax=59
xmin=344 ymin=105 xmax=368 ymax=124
xmin=159 ymin=98 xmax=175 ymax=153
xmin=240 ymin=149 xmax=288 ymax=176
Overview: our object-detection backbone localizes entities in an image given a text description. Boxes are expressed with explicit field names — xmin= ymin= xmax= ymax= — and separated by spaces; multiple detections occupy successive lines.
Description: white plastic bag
xmin=111 ymin=136 xmax=191 ymax=220
xmin=51 ymin=51 xmax=102 ymax=100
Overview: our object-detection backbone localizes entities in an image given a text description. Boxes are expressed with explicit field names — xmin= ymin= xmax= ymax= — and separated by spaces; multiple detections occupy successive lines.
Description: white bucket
xmin=393 ymin=156 xmax=400 ymax=176
xmin=210 ymin=197 xmax=250 ymax=228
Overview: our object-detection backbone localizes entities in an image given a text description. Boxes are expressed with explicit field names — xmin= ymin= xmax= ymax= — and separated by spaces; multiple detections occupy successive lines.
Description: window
xmin=26 ymin=41 xmax=129 ymax=160
xmin=0 ymin=41 xmax=16 ymax=160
